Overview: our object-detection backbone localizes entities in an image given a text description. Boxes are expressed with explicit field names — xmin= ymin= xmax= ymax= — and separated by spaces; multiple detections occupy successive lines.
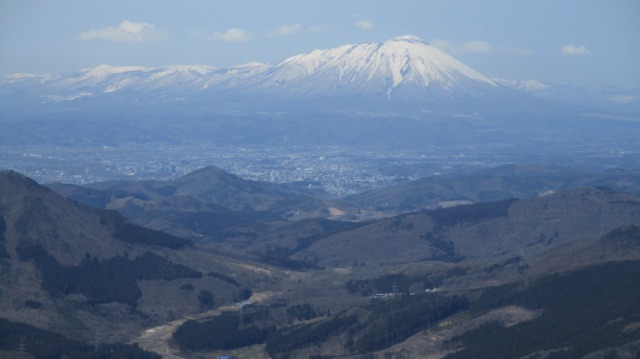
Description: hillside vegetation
xmin=2 ymin=168 xmax=640 ymax=358
xmin=450 ymin=260 xmax=640 ymax=358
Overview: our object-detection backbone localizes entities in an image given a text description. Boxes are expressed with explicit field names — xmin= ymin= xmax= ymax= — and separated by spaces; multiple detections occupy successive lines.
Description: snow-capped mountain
xmin=1 ymin=35 xmax=636 ymax=115
xmin=2 ymin=64 xmax=217 ymax=99
xmin=0 ymin=36 xmax=514 ymax=111
xmin=240 ymin=35 xmax=497 ymax=99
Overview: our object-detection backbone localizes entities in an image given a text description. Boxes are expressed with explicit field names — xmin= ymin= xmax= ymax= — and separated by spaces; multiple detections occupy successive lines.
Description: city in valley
xmin=3 ymin=141 xmax=638 ymax=198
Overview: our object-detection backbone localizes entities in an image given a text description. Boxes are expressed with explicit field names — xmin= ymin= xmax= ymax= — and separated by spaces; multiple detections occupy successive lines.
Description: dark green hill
xmin=449 ymin=259 xmax=640 ymax=359
xmin=0 ymin=318 xmax=160 ymax=358
xmin=346 ymin=164 xmax=640 ymax=213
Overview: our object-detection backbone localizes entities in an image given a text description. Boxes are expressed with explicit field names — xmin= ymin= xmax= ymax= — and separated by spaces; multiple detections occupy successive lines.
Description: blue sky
xmin=1 ymin=0 xmax=639 ymax=88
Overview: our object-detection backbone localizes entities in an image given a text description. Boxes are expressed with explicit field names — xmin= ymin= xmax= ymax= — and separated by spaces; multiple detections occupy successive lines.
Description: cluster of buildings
xmin=2 ymin=144 xmax=456 ymax=197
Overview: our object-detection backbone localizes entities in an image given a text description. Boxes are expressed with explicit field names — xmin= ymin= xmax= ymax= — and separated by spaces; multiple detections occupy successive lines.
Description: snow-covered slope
xmin=243 ymin=35 xmax=496 ymax=99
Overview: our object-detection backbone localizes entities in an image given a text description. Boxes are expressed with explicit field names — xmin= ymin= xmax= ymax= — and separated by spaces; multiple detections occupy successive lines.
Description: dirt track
xmin=130 ymin=305 xmax=238 ymax=358
xmin=130 ymin=292 xmax=275 ymax=358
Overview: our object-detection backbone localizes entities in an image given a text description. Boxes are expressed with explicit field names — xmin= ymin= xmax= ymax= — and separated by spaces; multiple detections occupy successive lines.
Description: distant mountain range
xmin=2 ymin=36 xmax=638 ymax=116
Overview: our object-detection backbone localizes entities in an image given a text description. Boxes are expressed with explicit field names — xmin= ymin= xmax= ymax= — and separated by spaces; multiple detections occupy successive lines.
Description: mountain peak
xmin=181 ymin=165 xmax=232 ymax=179
xmin=387 ymin=35 xmax=424 ymax=43
xmin=256 ymin=35 xmax=496 ymax=99
xmin=0 ymin=170 xmax=49 ymax=196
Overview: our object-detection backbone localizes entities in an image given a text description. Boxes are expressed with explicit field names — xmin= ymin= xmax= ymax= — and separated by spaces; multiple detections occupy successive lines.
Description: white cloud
xmin=269 ymin=23 xmax=302 ymax=37
xmin=505 ymin=46 xmax=535 ymax=56
xmin=561 ymin=44 xmax=589 ymax=56
xmin=211 ymin=28 xmax=252 ymax=42
xmin=78 ymin=20 xmax=168 ymax=42
xmin=431 ymin=39 xmax=492 ymax=54
xmin=610 ymin=95 xmax=633 ymax=104
xmin=309 ymin=25 xmax=326 ymax=33
xmin=355 ymin=19 xmax=374 ymax=30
